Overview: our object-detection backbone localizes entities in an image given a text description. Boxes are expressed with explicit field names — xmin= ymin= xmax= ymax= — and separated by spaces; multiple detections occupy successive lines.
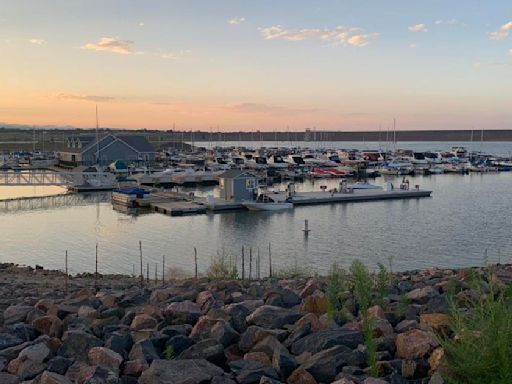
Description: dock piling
xmin=194 ymin=247 xmax=198 ymax=279
xmin=95 ymin=243 xmax=98 ymax=292
xmin=162 ymin=255 xmax=165 ymax=284
xmin=65 ymin=250 xmax=68 ymax=296
xmin=242 ymin=246 xmax=245 ymax=280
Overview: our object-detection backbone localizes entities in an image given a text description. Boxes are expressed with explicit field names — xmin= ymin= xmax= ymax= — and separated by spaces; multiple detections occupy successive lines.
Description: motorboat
xmin=242 ymin=193 xmax=293 ymax=211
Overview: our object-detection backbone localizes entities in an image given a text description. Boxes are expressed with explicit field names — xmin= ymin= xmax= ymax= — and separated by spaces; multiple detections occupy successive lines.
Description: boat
xmin=242 ymin=193 xmax=293 ymax=211
xmin=349 ymin=182 xmax=382 ymax=189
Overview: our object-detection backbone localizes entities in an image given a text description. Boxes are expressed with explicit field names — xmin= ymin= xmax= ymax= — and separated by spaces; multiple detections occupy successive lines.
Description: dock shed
xmin=218 ymin=170 xmax=257 ymax=202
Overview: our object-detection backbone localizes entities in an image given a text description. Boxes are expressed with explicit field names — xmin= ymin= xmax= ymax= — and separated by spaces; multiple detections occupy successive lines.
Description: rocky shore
xmin=1 ymin=262 xmax=511 ymax=384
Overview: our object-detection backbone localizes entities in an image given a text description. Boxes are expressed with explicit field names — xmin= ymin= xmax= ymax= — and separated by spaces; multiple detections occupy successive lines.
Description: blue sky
xmin=1 ymin=0 xmax=511 ymax=130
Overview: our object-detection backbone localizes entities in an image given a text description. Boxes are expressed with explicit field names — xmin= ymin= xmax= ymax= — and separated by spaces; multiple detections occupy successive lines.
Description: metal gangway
xmin=0 ymin=192 xmax=111 ymax=213
xmin=0 ymin=170 xmax=115 ymax=187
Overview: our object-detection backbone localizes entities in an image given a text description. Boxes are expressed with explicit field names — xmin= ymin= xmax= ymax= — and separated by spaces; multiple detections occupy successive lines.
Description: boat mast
xmin=95 ymin=104 xmax=100 ymax=164
xmin=393 ymin=117 xmax=397 ymax=152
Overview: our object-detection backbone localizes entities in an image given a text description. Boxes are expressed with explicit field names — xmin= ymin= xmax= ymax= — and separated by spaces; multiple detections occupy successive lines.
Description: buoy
xmin=302 ymin=219 xmax=311 ymax=236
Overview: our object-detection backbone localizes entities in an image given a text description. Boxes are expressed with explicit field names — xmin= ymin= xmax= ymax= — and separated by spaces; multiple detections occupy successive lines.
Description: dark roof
xmin=219 ymin=170 xmax=257 ymax=179
xmin=117 ymin=135 xmax=155 ymax=153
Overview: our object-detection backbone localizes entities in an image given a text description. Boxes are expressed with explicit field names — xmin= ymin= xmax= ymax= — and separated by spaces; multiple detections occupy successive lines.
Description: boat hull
xmin=242 ymin=202 xmax=293 ymax=211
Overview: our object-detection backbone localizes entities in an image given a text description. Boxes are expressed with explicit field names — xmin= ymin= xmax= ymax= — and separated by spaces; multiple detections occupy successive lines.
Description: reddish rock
xmin=39 ymin=371 xmax=72 ymax=384
xmin=396 ymin=329 xmax=437 ymax=359
xmin=99 ymin=294 xmax=117 ymax=307
xmin=367 ymin=305 xmax=386 ymax=320
xmin=341 ymin=321 xmax=361 ymax=331
xmin=196 ymin=290 xmax=214 ymax=307
xmin=420 ymin=313 xmax=451 ymax=334
xmin=370 ymin=318 xmax=394 ymax=338
xmin=363 ymin=378 xmax=388 ymax=384
xmin=130 ymin=314 xmax=157 ymax=331
xmin=77 ymin=306 xmax=98 ymax=319
xmin=293 ymin=313 xmax=323 ymax=332
xmin=88 ymin=346 xmax=123 ymax=372
xmin=75 ymin=288 xmax=93 ymax=298
xmin=123 ymin=359 xmax=149 ymax=376
xmin=301 ymin=290 xmax=328 ymax=315
xmin=35 ymin=299 xmax=54 ymax=312
xmin=300 ymin=279 xmax=320 ymax=298
xmin=428 ymin=347 xmax=445 ymax=373
xmin=190 ymin=316 xmax=224 ymax=340
xmin=32 ymin=315 xmax=63 ymax=338
xmin=143 ymin=305 xmax=162 ymax=319
xmin=287 ymin=367 xmax=317 ymax=384
xmin=244 ymin=351 xmax=272 ymax=367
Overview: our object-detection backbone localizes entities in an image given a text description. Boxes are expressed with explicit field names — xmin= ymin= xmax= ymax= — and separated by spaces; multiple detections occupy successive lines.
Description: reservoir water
xmin=1 ymin=171 xmax=511 ymax=277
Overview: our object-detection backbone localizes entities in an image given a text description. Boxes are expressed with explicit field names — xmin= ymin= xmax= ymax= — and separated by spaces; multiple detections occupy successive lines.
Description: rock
xmin=19 ymin=342 xmax=51 ymax=363
xmin=32 ymin=315 xmax=63 ymax=338
xmin=47 ymin=356 xmax=73 ymax=375
xmin=38 ymin=371 xmax=72 ymax=384
xmin=190 ymin=316 xmax=223 ymax=340
xmin=287 ymin=367 xmax=317 ymax=384
xmin=419 ymin=314 xmax=451 ymax=334
xmin=429 ymin=372 xmax=445 ymax=384
xmin=196 ymin=290 xmax=215 ymax=307
xmin=291 ymin=329 xmax=364 ymax=355
xmin=77 ymin=305 xmax=98 ymax=319
xmin=363 ymin=378 xmax=388 ymax=384
xmin=395 ymin=329 xmax=437 ymax=359
xmin=407 ymin=287 xmax=439 ymax=304
xmin=178 ymin=338 xmax=226 ymax=365
xmin=164 ymin=301 xmax=202 ymax=325
xmin=371 ymin=318 xmax=394 ymax=338
xmin=0 ymin=333 xmax=23 ymax=350
xmin=428 ymin=347 xmax=445 ymax=373
xmin=224 ymin=302 xmax=252 ymax=333
xmin=301 ymin=290 xmax=328 ymax=315
xmin=272 ymin=344 xmax=297 ymax=379
xmin=211 ymin=321 xmax=240 ymax=347
xmin=88 ymin=346 xmax=123 ymax=372
xmin=165 ymin=334 xmax=195 ymax=356
xmin=123 ymin=359 xmax=149 ymax=376
xmin=395 ymin=319 xmax=418 ymax=333
xmin=265 ymin=288 xmax=301 ymax=309
xmin=246 ymin=306 xmax=302 ymax=329
xmin=301 ymin=345 xmax=365 ymax=383
xmin=229 ymin=360 xmax=280 ymax=384
xmin=3 ymin=305 xmax=33 ymax=325
xmin=244 ymin=352 xmax=272 ymax=367
xmin=13 ymin=358 xmax=46 ymax=380
xmin=138 ymin=359 xmax=224 ymax=384
xmin=299 ymin=279 xmax=320 ymax=298
xmin=367 ymin=305 xmax=386 ymax=320
xmin=130 ymin=314 xmax=157 ymax=331
xmin=260 ymin=377 xmax=283 ymax=384
xmin=6 ymin=323 xmax=37 ymax=342
xmin=58 ymin=330 xmax=103 ymax=361
xmin=0 ymin=372 xmax=20 ymax=384
xmin=105 ymin=331 xmax=133 ymax=359
xmin=239 ymin=326 xmax=288 ymax=353
xmin=128 ymin=339 xmax=159 ymax=363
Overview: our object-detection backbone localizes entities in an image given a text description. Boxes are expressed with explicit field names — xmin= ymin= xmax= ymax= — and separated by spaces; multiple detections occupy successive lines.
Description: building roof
xmin=60 ymin=133 xmax=155 ymax=154
xmin=219 ymin=169 xmax=257 ymax=179
xmin=116 ymin=135 xmax=155 ymax=153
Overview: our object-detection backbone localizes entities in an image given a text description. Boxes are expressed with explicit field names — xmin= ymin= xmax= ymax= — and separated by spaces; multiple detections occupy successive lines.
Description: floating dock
xmin=117 ymin=187 xmax=432 ymax=217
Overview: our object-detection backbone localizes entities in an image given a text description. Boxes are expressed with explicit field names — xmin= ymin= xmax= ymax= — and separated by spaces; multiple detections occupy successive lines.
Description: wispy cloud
xmin=28 ymin=38 xmax=45 ymax=45
xmin=224 ymin=102 xmax=317 ymax=115
xmin=56 ymin=93 xmax=114 ymax=102
xmin=409 ymin=43 xmax=417 ymax=49
xmin=489 ymin=21 xmax=512 ymax=40
xmin=435 ymin=19 xmax=465 ymax=26
xmin=160 ymin=49 xmax=191 ymax=59
xmin=408 ymin=24 xmax=428 ymax=33
xmin=228 ymin=17 xmax=246 ymax=25
xmin=260 ymin=25 xmax=378 ymax=47
xmin=81 ymin=37 xmax=140 ymax=55
xmin=138 ymin=22 xmax=145 ymax=27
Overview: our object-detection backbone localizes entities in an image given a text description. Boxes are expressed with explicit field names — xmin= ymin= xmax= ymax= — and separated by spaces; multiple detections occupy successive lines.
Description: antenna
xmin=95 ymin=104 xmax=100 ymax=164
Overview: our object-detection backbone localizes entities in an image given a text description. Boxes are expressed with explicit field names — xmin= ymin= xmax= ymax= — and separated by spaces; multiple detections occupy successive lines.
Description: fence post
xmin=194 ymin=247 xmax=198 ymax=279
xmin=269 ymin=242 xmax=272 ymax=278
xmin=139 ymin=241 xmax=143 ymax=288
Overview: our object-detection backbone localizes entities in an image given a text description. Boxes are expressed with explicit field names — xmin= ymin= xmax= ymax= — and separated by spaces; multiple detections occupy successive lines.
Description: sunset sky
xmin=1 ymin=0 xmax=511 ymax=131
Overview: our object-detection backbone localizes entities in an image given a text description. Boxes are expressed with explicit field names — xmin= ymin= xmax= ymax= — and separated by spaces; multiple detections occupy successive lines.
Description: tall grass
xmin=206 ymin=250 xmax=238 ymax=279
xmin=438 ymin=268 xmax=512 ymax=384
xmin=326 ymin=263 xmax=349 ymax=322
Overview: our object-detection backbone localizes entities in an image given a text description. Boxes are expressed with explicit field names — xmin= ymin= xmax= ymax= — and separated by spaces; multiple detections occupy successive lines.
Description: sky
xmin=0 ymin=0 xmax=511 ymax=131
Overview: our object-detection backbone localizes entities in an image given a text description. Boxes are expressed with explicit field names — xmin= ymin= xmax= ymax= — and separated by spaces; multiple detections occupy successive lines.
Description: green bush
xmin=206 ymin=251 xmax=238 ymax=280
xmin=326 ymin=262 xmax=349 ymax=321
xmin=438 ymin=268 xmax=512 ymax=384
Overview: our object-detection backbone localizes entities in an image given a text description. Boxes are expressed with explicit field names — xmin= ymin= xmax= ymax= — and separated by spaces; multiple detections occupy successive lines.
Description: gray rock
xmin=0 ymin=372 xmax=20 ymax=384
xmin=165 ymin=334 xmax=195 ymax=356
xmin=128 ymin=339 xmax=159 ymax=363
xmin=229 ymin=360 xmax=280 ymax=384
xmin=290 ymin=329 xmax=364 ymax=355
xmin=0 ymin=333 xmax=23 ymax=350
xmin=58 ymin=330 xmax=103 ymax=361
xmin=246 ymin=306 xmax=302 ymax=329
xmin=138 ymin=359 xmax=224 ymax=384
xmin=47 ymin=356 xmax=74 ymax=375
xmin=178 ymin=338 xmax=225 ymax=365
xmin=211 ymin=321 xmax=240 ymax=347
xmin=3 ymin=305 xmax=33 ymax=325
xmin=105 ymin=332 xmax=133 ymax=359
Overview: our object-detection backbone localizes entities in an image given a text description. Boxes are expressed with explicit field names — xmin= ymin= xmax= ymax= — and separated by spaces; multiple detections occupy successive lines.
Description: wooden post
xmin=155 ymin=263 xmax=158 ymax=284
xmin=95 ymin=243 xmax=98 ymax=291
xmin=269 ymin=242 xmax=272 ymax=278
xmin=257 ymin=247 xmax=261 ymax=280
xmin=65 ymin=250 xmax=68 ymax=296
xmin=162 ymin=255 xmax=165 ymax=284
xmin=249 ymin=247 xmax=252 ymax=280
xmin=194 ymin=247 xmax=198 ymax=279
xmin=241 ymin=246 xmax=245 ymax=280
xmin=139 ymin=241 xmax=143 ymax=287
xmin=146 ymin=262 xmax=149 ymax=283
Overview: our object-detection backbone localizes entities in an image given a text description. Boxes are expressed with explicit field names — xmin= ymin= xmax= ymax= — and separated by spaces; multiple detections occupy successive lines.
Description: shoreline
xmin=1 ymin=262 xmax=511 ymax=383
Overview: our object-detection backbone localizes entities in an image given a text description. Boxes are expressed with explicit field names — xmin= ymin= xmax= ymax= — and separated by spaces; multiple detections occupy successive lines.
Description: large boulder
xmin=130 ymin=314 xmax=157 ymax=331
xmin=164 ymin=301 xmax=202 ymax=325
xmin=0 ymin=334 xmax=23 ymax=350
xmin=128 ymin=339 xmax=159 ymax=363
xmin=57 ymin=331 xmax=103 ymax=361
xmin=291 ymin=329 xmax=364 ymax=355
xmin=138 ymin=359 xmax=223 ymax=384
xmin=178 ymin=338 xmax=226 ymax=365
xmin=88 ymin=346 xmax=123 ymax=373
xmin=246 ymin=306 xmax=302 ymax=329
xmin=3 ymin=305 xmax=33 ymax=325
xmin=395 ymin=329 xmax=437 ymax=359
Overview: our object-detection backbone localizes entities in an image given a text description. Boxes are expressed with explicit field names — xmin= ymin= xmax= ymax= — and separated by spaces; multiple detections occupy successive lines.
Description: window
xmin=246 ymin=179 xmax=256 ymax=189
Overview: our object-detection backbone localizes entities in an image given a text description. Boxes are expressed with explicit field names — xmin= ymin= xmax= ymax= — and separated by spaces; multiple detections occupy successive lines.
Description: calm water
xmin=194 ymin=141 xmax=512 ymax=156
xmin=1 ymin=172 xmax=511 ymax=276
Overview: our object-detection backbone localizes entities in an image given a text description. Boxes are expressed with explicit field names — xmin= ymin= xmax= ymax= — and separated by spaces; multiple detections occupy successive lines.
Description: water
xmin=193 ymin=141 xmax=512 ymax=157
xmin=1 ymin=172 xmax=511 ymax=276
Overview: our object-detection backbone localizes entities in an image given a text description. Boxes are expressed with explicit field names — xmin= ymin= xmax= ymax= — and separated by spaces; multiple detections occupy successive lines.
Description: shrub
xmin=437 ymin=267 xmax=512 ymax=384
xmin=376 ymin=263 xmax=391 ymax=308
xmin=326 ymin=262 xmax=349 ymax=321
xmin=206 ymin=251 xmax=238 ymax=279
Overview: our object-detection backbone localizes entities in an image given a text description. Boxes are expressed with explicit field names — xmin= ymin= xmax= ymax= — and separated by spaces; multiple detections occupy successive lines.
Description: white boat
xmin=349 ymin=182 xmax=382 ymax=189
xmin=243 ymin=201 xmax=293 ymax=211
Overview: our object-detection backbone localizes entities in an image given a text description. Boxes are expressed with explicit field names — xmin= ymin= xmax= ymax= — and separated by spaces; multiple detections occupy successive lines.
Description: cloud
xmin=260 ymin=25 xmax=378 ymax=47
xmin=160 ymin=49 xmax=191 ymax=59
xmin=138 ymin=22 xmax=145 ymax=27
xmin=474 ymin=62 xmax=512 ymax=70
xmin=435 ymin=19 xmax=464 ymax=26
xmin=56 ymin=93 xmax=114 ymax=102
xmin=408 ymin=24 xmax=428 ymax=32
xmin=224 ymin=102 xmax=317 ymax=115
xmin=81 ymin=37 xmax=139 ymax=55
xmin=228 ymin=17 xmax=246 ymax=25
xmin=29 ymin=38 xmax=45 ymax=45
xmin=409 ymin=43 xmax=417 ymax=49
xmin=489 ymin=21 xmax=512 ymax=40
